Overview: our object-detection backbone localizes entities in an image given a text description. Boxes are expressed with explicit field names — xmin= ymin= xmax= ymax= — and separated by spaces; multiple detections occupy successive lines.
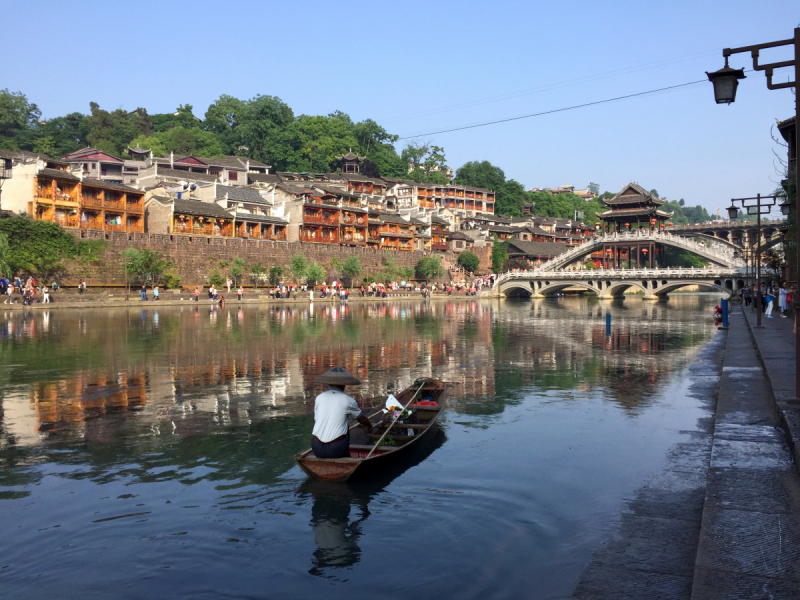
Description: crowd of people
xmin=739 ymin=280 xmax=794 ymax=318
xmin=0 ymin=276 xmax=65 ymax=305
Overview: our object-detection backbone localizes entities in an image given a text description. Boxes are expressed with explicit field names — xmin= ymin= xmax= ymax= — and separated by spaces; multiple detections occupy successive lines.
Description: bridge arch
xmin=605 ymin=281 xmax=648 ymax=297
xmin=498 ymin=281 xmax=534 ymax=298
xmin=653 ymin=280 xmax=732 ymax=297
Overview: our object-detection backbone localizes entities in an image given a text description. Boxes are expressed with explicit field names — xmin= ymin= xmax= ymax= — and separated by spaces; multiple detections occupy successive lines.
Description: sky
xmin=2 ymin=0 xmax=797 ymax=214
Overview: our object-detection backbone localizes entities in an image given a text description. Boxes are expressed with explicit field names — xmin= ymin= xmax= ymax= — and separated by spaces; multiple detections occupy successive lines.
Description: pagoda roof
xmin=604 ymin=182 xmax=666 ymax=207
xmin=336 ymin=151 xmax=366 ymax=161
xmin=598 ymin=208 xmax=674 ymax=219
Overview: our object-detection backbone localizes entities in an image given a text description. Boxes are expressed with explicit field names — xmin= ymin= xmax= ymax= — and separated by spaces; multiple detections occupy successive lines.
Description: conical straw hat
xmin=313 ymin=366 xmax=361 ymax=385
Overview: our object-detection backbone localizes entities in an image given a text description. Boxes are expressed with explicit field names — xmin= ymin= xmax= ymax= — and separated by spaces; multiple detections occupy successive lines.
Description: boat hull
xmin=295 ymin=379 xmax=445 ymax=481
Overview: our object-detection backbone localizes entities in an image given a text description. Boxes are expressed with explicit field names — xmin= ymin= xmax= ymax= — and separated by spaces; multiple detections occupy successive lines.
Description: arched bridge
xmin=539 ymin=231 xmax=746 ymax=271
xmin=488 ymin=267 xmax=745 ymax=300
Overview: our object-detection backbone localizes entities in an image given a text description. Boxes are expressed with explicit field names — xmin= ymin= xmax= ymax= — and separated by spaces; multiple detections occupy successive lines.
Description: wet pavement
xmin=690 ymin=307 xmax=800 ymax=598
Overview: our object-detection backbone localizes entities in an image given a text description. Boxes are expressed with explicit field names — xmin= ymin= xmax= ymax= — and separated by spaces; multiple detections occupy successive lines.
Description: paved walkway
xmin=690 ymin=306 xmax=800 ymax=598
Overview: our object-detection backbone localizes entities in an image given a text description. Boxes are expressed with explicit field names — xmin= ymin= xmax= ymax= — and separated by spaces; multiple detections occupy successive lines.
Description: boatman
xmin=312 ymin=367 xmax=372 ymax=458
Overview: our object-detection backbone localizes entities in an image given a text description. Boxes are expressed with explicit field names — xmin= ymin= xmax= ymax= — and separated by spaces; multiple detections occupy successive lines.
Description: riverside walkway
xmin=572 ymin=304 xmax=800 ymax=599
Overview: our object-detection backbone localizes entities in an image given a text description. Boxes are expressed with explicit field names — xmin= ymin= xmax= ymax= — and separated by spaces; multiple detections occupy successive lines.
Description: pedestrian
xmin=742 ymin=285 xmax=752 ymax=307
xmin=226 ymin=278 xmax=232 ymax=293
xmin=140 ymin=284 xmax=147 ymax=301
xmin=765 ymin=283 xmax=776 ymax=318
xmin=780 ymin=283 xmax=788 ymax=317
xmin=194 ymin=286 xmax=200 ymax=302
xmin=78 ymin=280 xmax=85 ymax=295
xmin=238 ymin=285 xmax=244 ymax=301
xmin=42 ymin=286 xmax=50 ymax=304
xmin=309 ymin=289 xmax=314 ymax=301
xmin=153 ymin=286 xmax=160 ymax=301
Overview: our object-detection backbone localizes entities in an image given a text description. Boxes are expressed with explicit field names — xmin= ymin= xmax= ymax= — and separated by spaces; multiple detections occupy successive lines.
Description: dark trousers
xmin=311 ymin=433 xmax=350 ymax=458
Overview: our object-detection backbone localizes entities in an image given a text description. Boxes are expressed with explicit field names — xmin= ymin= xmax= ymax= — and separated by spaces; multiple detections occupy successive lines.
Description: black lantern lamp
xmin=706 ymin=58 xmax=746 ymax=104
xmin=781 ymin=201 xmax=792 ymax=216
xmin=727 ymin=205 xmax=739 ymax=219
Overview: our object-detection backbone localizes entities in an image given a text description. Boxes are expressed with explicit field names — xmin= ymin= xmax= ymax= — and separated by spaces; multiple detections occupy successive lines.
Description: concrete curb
xmin=0 ymin=293 xmax=479 ymax=312
xmin=740 ymin=305 xmax=800 ymax=473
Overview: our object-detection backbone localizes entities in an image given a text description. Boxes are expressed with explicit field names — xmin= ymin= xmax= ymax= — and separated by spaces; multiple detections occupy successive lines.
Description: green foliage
xmin=662 ymin=246 xmax=709 ymax=268
xmin=268 ymin=265 xmax=284 ymax=285
xmin=163 ymin=270 xmax=182 ymax=289
xmin=454 ymin=160 xmax=534 ymax=218
xmin=208 ymin=269 xmax=225 ymax=287
xmin=128 ymin=125 xmax=225 ymax=158
xmin=290 ymin=253 xmax=308 ymax=282
xmin=305 ymin=260 xmax=325 ymax=285
xmin=403 ymin=141 xmax=448 ymax=183
xmin=458 ymin=251 xmax=480 ymax=273
xmin=662 ymin=200 xmax=712 ymax=225
xmin=0 ymin=216 xmax=101 ymax=280
xmin=342 ymin=256 xmax=362 ymax=279
xmin=0 ymin=233 xmax=11 ymax=277
xmin=86 ymin=101 xmax=146 ymax=156
xmin=491 ymin=237 xmax=509 ymax=273
xmin=0 ymin=89 xmax=41 ymax=150
xmin=587 ymin=182 xmax=600 ymax=195
xmin=415 ymin=256 xmax=444 ymax=280
xmin=250 ymin=262 xmax=265 ymax=288
xmin=121 ymin=248 xmax=174 ymax=285
xmin=501 ymin=257 xmax=530 ymax=272
xmin=229 ymin=256 xmax=246 ymax=285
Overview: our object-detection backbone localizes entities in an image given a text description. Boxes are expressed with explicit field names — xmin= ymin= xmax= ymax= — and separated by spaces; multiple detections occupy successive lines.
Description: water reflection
xmin=0 ymin=298 xmax=718 ymax=448
xmin=300 ymin=428 xmax=446 ymax=578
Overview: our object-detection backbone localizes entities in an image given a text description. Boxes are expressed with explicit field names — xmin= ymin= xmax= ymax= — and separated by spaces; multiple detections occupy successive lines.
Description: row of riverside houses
xmin=0 ymin=146 xmax=600 ymax=265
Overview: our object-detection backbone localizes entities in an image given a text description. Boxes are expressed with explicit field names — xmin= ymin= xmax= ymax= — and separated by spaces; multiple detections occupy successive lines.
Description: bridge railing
xmin=538 ymin=230 xmax=745 ymax=271
xmin=494 ymin=266 xmax=745 ymax=288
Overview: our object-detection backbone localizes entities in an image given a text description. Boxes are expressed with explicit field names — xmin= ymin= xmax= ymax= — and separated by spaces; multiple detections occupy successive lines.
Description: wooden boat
xmin=295 ymin=378 xmax=446 ymax=482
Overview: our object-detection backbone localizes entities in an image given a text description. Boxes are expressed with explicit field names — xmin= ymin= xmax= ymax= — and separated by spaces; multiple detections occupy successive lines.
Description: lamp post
xmin=727 ymin=194 xmax=784 ymax=327
xmin=711 ymin=28 xmax=799 ymax=393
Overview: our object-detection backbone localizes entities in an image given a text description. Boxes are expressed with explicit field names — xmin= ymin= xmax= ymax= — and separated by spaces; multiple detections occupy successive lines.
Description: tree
xmin=402 ymin=141 xmax=449 ymax=183
xmin=587 ymin=182 xmax=600 ymax=195
xmin=342 ymin=256 xmax=362 ymax=282
xmin=121 ymin=248 xmax=173 ymax=285
xmin=305 ymin=260 xmax=325 ymax=285
xmin=0 ymin=89 xmax=41 ymax=150
xmin=86 ymin=102 xmax=145 ymax=156
xmin=649 ymin=189 xmax=660 ymax=198
xmin=128 ymin=125 xmax=224 ymax=158
xmin=455 ymin=160 xmax=506 ymax=191
xmin=458 ymin=251 xmax=480 ymax=273
xmin=0 ymin=233 xmax=11 ymax=277
xmin=38 ymin=112 xmax=90 ymax=156
xmin=501 ymin=257 xmax=530 ymax=272
xmin=268 ymin=265 xmax=284 ymax=286
xmin=290 ymin=253 xmax=308 ymax=282
xmin=250 ymin=262 xmax=265 ymax=288
xmin=492 ymin=238 xmax=509 ymax=273
xmin=0 ymin=217 xmax=90 ymax=280
xmin=416 ymin=256 xmax=444 ymax=280
xmin=229 ymin=256 xmax=246 ymax=285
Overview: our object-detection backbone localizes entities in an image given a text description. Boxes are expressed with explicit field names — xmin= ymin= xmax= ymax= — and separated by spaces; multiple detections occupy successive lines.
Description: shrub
xmin=163 ymin=270 xmax=182 ymax=289
xmin=269 ymin=265 xmax=284 ymax=286
xmin=230 ymin=256 xmax=245 ymax=285
xmin=501 ymin=257 xmax=530 ymax=272
xmin=250 ymin=262 xmax=266 ymax=288
xmin=290 ymin=253 xmax=308 ymax=282
xmin=305 ymin=260 xmax=325 ymax=286
xmin=458 ymin=251 xmax=480 ymax=273
xmin=121 ymin=248 xmax=173 ymax=285
xmin=416 ymin=256 xmax=444 ymax=280
xmin=208 ymin=270 xmax=225 ymax=287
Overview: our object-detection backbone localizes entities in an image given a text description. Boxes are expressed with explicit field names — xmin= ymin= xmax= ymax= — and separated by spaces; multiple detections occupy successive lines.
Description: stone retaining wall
xmin=62 ymin=231 xmax=465 ymax=286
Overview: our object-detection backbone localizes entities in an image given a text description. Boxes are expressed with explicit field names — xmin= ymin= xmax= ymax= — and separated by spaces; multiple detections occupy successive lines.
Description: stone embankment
xmin=60 ymin=232 xmax=487 ymax=286
xmin=572 ymin=305 xmax=800 ymax=599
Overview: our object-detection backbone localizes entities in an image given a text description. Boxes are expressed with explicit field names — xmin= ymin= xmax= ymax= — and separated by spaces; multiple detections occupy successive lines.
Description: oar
xmin=348 ymin=408 xmax=385 ymax=430
xmin=365 ymin=380 xmax=428 ymax=459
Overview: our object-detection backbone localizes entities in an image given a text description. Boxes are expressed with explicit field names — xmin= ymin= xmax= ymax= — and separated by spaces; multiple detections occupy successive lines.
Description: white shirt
xmin=312 ymin=389 xmax=362 ymax=443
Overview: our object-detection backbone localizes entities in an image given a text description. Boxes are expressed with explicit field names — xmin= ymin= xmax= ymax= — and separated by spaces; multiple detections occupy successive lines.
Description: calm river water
xmin=0 ymin=296 xmax=719 ymax=599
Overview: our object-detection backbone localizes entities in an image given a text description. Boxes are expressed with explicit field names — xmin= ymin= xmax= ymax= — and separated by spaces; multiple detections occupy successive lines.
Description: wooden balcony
xmin=304 ymin=213 xmax=339 ymax=226
xmin=300 ymin=231 xmax=339 ymax=244
xmin=82 ymin=195 xmax=104 ymax=208
xmin=432 ymin=242 xmax=449 ymax=251
xmin=126 ymin=199 xmax=144 ymax=212
xmin=54 ymin=215 xmax=80 ymax=228
xmin=104 ymin=198 xmax=125 ymax=210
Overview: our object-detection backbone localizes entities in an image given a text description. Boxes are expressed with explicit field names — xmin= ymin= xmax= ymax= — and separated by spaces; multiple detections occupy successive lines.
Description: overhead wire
xmin=396 ymin=78 xmax=713 ymax=140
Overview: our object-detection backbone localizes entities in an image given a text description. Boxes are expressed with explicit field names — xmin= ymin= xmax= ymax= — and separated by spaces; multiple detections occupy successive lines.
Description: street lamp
xmin=712 ymin=28 xmax=799 ymax=395
xmin=706 ymin=60 xmax=747 ymax=104
xmin=728 ymin=194 xmax=781 ymax=328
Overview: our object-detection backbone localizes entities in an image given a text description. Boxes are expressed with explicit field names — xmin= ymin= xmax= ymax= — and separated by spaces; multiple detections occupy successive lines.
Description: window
xmin=228 ymin=171 xmax=238 ymax=181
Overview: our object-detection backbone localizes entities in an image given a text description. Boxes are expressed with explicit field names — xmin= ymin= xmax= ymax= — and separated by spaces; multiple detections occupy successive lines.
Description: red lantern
xmin=668 ymin=222 xmax=673 ymax=227
xmin=650 ymin=219 xmax=656 ymax=225
xmin=624 ymin=222 xmax=630 ymax=228
xmin=660 ymin=223 xmax=665 ymax=229
xmin=642 ymin=248 xmax=648 ymax=254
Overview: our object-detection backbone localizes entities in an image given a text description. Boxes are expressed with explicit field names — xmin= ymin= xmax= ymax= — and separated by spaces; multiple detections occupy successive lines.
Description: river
xmin=0 ymin=296 xmax=720 ymax=599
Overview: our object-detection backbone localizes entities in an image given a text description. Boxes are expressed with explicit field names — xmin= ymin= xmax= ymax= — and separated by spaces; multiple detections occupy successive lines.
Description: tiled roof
xmin=234 ymin=212 xmax=286 ymax=224
xmin=431 ymin=215 xmax=449 ymax=225
xmin=215 ymin=184 xmax=267 ymax=204
xmin=378 ymin=213 xmax=413 ymax=225
xmin=598 ymin=208 xmax=674 ymax=218
xmin=173 ymin=199 xmax=232 ymax=218
xmin=340 ymin=173 xmax=386 ymax=185
xmin=155 ymin=167 xmax=219 ymax=183
xmin=37 ymin=168 xmax=80 ymax=181
xmin=247 ymin=172 xmax=282 ymax=184
xmin=506 ymin=240 xmax=569 ymax=257
xmin=81 ymin=178 xmax=142 ymax=193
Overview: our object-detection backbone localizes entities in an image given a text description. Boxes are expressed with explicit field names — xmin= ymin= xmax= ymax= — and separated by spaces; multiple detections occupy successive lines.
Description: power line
xmin=397 ymin=78 xmax=709 ymax=140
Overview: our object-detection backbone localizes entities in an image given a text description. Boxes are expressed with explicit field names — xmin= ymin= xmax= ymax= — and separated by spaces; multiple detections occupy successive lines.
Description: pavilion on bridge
xmin=596 ymin=183 xmax=674 ymax=269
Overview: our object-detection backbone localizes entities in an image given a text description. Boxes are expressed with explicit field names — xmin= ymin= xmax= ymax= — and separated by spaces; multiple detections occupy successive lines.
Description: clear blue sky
xmin=2 ymin=1 xmax=797 ymax=213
